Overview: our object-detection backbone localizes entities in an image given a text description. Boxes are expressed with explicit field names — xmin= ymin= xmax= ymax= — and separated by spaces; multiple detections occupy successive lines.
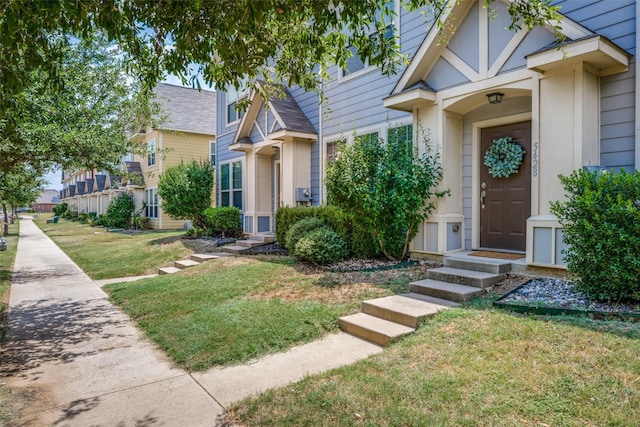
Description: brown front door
xmin=480 ymin=121 xmax=531 ymax=252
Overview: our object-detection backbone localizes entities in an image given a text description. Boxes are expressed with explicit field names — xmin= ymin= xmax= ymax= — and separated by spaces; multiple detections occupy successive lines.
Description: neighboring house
xmin=216 ymin=0 xmax=637 ymax=269
xmin=61 ymin=83 xmax=216 ymax=229
xmin=33 ymin=189 xmax=61 ymax=213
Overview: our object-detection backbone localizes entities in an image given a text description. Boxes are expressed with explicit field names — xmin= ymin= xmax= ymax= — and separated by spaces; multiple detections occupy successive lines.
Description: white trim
xmin=478 ymin=4 xmax=488 ymax=80
xmin=441 ymin=48 xmax=481 ymax=82
xmin=487 ymin=29 xmax=528 ymax=78
xmin=471 ymin=112 xmax=532 ymax=250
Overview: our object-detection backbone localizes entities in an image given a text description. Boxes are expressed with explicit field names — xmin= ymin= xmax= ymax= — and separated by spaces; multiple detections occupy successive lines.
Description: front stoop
xmin=339 ymin=294 xmax=452 ymax=346
xmin=221 ymin=233 xmax=277 ymax=253
xmin=427 ymin=266 xmax=504 ymax=289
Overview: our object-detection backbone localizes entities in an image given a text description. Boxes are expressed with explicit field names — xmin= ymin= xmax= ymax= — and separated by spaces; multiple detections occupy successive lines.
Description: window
xmin=145 ymin=188 xmax=158 ymax=219
xmin=220 ymin=161 xmax=243 ymax=209
xmin=358 ymin=132 xmax=379 ymax=144
xmin=226 ymin=84 xmax=247 ymax=124
xmin=147 ymin=139 xmax=156 ymax=167
xmin=210 ymin=141 xmax=216 ymax=165
xmin=388 ymin=124 xmax=413 ymax=158
xmin=340 ymin=1 xmax=398 ymax=79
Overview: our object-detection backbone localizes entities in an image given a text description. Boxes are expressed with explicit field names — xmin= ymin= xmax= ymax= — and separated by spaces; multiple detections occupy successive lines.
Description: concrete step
xmin=339 ymin=313 xmax=415 ymax=347
xmin=409 ymin=279 xmax=483 ymax=303
xmin=190 ymin=253 xmax=220 ymax=262
xmin=443 ymin=255 xmax=512 ymax=274
xmin=361 ymin=294 xmax=442 ymax=328
xmin=158 ymin=266 xmax=181 ymax=275
xmin=174 ymin=259 xmax=200 ymax=269
xmin=248 ymin=233 xmax=276 ymax=243
xmin=220 ymin=245 xmax=246 ymax=254
xmin=404 ymin=292 xmax=461 ymax=308
xmin=236 ymin=239 xmax=268 ymax=248
xmin=427 ymin=266 xmax=504 ymax=289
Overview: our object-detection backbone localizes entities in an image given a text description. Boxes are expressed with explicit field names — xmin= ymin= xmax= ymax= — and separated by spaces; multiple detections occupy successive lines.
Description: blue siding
xmin=488 ymin=1 xmax=516 ymax=67
xmin=426 ymin=57 xmax=470 ymax=90
xmin=448 ymin=1 xmax=480 ymax=73
xmin=499 ymin=26 xmax=556 ymax=74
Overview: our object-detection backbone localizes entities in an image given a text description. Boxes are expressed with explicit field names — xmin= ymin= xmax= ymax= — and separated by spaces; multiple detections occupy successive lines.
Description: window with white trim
xmin=209 ymin=141 xmax=216 ymax=166
xmin=145 ymin=188 xmax=158 ymax=219
xmin=147 ymin=139 xmax=156 ymax=167
xmin=226 ymin=83 xmax=248 ymax=124
xmin=340 ymin=1 xmax=399 ymax=80
xmin=220 ymin=161 xmax=243 ymax=210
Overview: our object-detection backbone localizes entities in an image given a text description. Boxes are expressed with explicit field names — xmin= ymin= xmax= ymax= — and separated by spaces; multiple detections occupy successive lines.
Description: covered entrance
xmin=479 ymin=121 xmax=531 ymax=252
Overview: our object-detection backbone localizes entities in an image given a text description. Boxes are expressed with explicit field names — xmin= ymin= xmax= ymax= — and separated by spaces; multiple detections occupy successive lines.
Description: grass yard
xmin=34 ymin=214 xmax=199 ymax=279
xmin=104 ymin=255 xmax=398 ymax=371
xmin=0 ymin=221 xmax=24 ymax=424
xmin=228 ymin=308 xmax=640 ymax=426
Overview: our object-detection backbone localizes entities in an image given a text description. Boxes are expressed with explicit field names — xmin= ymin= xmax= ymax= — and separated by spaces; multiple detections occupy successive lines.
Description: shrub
xmin=102 ymin=193 xmax=135 ymax=228
xmin=87 ymin=212 xmax=97 ymax=220
xmin=550 ymin=169 xmax=640 ymax=302
xmin=294 ymin=227 xmax=349 ymax=266
xmin=202 ymin=207 xmax=242 ymax=237
xmin=78 ymin=213 xmax=88 ymax=223
xmin=134 ymin=216 xmax=150 ymax=230
xmin=53 ymin=202 xmax=68 ymax=216
xmin=285 ymin=217 xmax=326 ymax=253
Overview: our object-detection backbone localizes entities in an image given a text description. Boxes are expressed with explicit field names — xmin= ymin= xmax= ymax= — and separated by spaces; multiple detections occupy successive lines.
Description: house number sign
xmin=532 ymin=142 xmax=539 ymax=177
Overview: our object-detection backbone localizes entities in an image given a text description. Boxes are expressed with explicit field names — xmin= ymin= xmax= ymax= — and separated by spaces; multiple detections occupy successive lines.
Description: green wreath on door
xmin=483 ymin=136 xmax=526 ymax=178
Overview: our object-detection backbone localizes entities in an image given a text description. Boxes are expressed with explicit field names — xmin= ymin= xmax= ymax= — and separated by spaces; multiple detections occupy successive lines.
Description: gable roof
xmin=153 ymin=83 xmax=216 ymax=135
xmin=234 ymin=82 xmax=317 ymax=144
xmin=35 ymin=189 xmax=61 ymax=204
xmin=388 ymin=0 xmax=597 ymax=97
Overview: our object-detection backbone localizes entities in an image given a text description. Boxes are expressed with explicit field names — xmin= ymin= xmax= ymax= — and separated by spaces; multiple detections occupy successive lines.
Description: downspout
xmin=635 ymin=0 xmax=640 ymax=170
xmin=318 ymin=70 xmax=325 ymax=203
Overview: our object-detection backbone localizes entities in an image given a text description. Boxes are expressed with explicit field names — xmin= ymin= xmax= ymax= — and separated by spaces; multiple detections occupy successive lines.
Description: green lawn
xmin=0 ymin=221 xmax=22 ymax=424
xmin=34 ymin=215 xmax=198 ymax=279
xmin=229 ymin=308 xmax=640 ymax=426
xmin=105 ymin=255 xmax=393 ymax=371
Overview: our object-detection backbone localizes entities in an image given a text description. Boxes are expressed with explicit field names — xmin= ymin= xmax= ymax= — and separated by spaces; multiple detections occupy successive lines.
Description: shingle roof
xmin=153 ymin=83 xmax=216 ymax=135
xmin=268 ymin=86 xmax=317 ymax=135
xmin=36 ymin=189 xmax=61 ymax=204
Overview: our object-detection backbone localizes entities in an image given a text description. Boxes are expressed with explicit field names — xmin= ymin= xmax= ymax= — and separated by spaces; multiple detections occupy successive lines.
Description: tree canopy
xmin=1 ymin=0 xmax=562 ymax=97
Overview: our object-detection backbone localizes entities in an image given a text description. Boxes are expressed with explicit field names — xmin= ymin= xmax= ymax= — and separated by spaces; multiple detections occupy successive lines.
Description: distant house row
xmin=61 ymin=83 xmax=216 ymax=229
xmin=62 ymin=0 xmax=638 ymax=270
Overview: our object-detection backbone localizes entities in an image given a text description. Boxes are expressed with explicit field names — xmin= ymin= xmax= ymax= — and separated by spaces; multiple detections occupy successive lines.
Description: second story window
xmin=210 ymin=141 xmax=216 ymax=166
xmin=226 ymin=83 xmax=247 ymax=125
xmin=147 ymin=139 xmax=156 ymax=167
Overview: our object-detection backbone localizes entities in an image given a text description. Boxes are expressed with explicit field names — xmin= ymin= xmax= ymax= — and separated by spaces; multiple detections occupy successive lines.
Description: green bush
xmin=275 ymin=205 xmax=382 ymax=259
xmin=87 ymin=212 xmax=97 ymax=220
xmin=202 ymin=207 xmax=242 ymax=237
xmin=294 ymin=227 xmax=349 ymax=266
xmin=285 ymin=217 xmax=326 ymax=253
xmin=78 ymin=212 xmax=88 ymax=223
xmin=550 ymin=169 xmax=640 ymax=302
xmin=102 ymin=193 xmax=135 ymax=228
xmin=134 ymin=216 xmax=150 ymax=230
xmin=53 ymin=202 xmax=68 ymax=216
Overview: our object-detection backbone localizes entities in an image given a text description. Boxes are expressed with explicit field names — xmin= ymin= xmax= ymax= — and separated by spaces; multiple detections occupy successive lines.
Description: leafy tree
xmin=326 ymin=128 xmax=447 ymax=261
xmin=1 ymin=1 xmax=561 ymax=99
xmin=0 ymin=167 xmax=45 ymax=224
xmin=158 ymin=161 xmax=215 ymax=230
xmin=0 ymin=35 xmax=158 ymax=178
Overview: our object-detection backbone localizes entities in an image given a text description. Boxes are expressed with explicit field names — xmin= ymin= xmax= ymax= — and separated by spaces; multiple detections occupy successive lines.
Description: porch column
xmin=244 ymin=149 xmax=274 ymax=234
xmin=280 ymin=137 xmax=312 ymax=207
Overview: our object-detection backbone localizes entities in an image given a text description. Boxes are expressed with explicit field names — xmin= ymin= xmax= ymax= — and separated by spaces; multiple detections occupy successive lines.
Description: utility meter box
xmin=295 ymin=188 xmax=311 ymax=202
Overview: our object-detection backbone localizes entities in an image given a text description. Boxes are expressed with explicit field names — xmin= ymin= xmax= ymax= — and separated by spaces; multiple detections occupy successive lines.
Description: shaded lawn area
xmin=34 ymin=215 xmax=195 ymax=279
xmin=104 ymin=255 xmax=396 ymax=371
xmin=0 ymin=221 xmax=24 ymax=424
xmin=228 ymin=308 xmax=640 ymax=426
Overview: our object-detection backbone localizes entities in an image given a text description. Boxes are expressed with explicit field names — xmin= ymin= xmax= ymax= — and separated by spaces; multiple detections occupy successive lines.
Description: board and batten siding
xmin=554 ymin=0 xmax=636 ymax=170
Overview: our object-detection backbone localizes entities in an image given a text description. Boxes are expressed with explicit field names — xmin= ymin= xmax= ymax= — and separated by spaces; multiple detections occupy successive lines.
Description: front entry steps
xmin=340 ymin=253 xmax=514 ymax=346
xmin=410 ymin=254 xmax=511 ymax=302
xmin=157 ymin=252 xmax=231 ymax=275
xmin=221 ymin=233 xmax=276 ymax=254
xmin=339 ymin=293 xmax=455 ymax=346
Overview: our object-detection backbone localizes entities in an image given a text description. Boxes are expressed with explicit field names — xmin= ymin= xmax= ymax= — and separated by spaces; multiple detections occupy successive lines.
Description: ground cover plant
xmin=34 ymin=214 xmax=197 ymax=279
xmin=227 ymin=307 xmax=640 ymax=426
xmin=103 ymin=255 xmax=413 ymax=371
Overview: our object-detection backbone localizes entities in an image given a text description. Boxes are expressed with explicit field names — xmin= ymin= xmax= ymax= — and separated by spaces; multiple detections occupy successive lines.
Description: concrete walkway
xmin=2 ymin=218 xmax=382 ymax=426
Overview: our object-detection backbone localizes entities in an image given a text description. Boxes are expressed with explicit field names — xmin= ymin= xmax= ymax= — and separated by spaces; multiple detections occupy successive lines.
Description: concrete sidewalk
xmin=2 ymin=218 xmax=382 ymax=426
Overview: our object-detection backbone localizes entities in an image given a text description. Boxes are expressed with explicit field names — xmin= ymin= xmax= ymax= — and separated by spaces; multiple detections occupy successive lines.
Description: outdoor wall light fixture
xmin=487 ymin=92 xmax=504 ymax=104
